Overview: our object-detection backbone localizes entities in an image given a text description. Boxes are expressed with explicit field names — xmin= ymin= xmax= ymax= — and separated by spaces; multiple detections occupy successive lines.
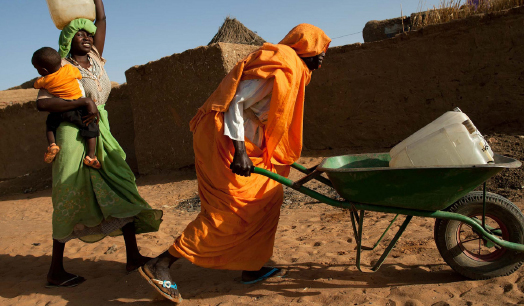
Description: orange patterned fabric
xmin=170 ymin=24 xmax=331 ymax=270
xmin=34 ymin=64 xmax=83 ymax=100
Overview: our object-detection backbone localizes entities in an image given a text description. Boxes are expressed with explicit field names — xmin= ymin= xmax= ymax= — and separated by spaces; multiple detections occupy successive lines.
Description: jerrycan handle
xmin=462 ymin=120 xmax=477 ymax=134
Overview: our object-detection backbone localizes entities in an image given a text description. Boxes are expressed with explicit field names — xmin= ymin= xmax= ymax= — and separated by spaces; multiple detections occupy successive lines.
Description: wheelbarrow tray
xmin=316 ymin=153 xmax=521 ymax=211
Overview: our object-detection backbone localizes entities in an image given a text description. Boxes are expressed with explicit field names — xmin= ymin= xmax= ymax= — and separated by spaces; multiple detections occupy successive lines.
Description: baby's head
xmin=32 ymin=47 xmax=61 ymax=76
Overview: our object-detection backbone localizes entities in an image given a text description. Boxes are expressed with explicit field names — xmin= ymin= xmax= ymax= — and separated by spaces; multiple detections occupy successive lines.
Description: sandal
xmin=44 ymin=143 xmax=60 ymax=163
xmin=83 ymin=156 xmax=101 ymax=169
xmin=240 ymin=267 xmax=285 ymax=284
xmin=138 ymin=266 xmax=182 ymax=303
xmin=45 ymin=275 xmax=86 ymax=288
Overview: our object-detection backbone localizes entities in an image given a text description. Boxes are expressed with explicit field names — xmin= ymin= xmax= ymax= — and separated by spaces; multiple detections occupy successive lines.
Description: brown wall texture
xmin=104 ymin=83 xmax=138 ymax=173
xmin=125 ymin=43 xmax=258 ymax=174
xmin=0 ymin=99 xmax=48 ymax=180
xmin=304 ymin=7 xmax=524 ymax=151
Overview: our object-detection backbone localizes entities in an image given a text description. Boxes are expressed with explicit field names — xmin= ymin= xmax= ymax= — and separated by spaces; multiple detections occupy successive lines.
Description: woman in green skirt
xmin=36 ymin=0 xmax=162 ymax=287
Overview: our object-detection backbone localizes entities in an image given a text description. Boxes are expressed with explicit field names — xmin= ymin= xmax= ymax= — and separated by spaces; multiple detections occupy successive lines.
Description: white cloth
xmin=77 ymin=79 xmax=86 ymax=97
xmin=223 ymin=79 xmax=273 ymax=148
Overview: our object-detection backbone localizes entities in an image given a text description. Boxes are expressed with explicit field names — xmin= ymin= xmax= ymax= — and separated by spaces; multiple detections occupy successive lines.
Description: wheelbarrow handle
xmin=250 ymin=166 xmax=292 ymax=187
xmin=249 ymin=163 xmax=314 ymax=175
xmin=250 ymin=165 xmax=337 ymax=200
xmin=290 ymin=162 xmax=318 ymax=174
xmin=250 ymin=163 xmax=332 ymax=188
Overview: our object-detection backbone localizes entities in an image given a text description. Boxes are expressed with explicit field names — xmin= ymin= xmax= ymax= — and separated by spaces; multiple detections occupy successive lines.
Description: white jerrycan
xmin=46 ymin=0 xmax=96 ymax=30
xmin=389 ymin=108 xmax=494 ymax=167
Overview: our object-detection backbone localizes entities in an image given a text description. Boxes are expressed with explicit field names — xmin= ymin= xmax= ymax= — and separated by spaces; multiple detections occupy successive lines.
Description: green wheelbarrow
xmin=252 ymin=153 xmax=524 ymax=280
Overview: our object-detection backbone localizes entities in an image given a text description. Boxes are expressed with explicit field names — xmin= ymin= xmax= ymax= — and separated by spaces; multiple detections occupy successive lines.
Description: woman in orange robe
xmin=139 ymin=24 xmax=331 ymax=302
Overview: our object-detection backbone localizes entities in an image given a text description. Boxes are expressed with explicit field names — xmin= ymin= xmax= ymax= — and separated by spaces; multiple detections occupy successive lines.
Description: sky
xmin=0 ymin=0 xmax=444 ymax=90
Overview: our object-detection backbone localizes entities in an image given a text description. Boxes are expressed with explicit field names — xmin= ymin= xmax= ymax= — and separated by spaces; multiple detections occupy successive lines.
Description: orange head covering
xmin=191 ymin=24 xmax=331 ymax=165
xmin=279 ymin=23 xmax=331 ymax=57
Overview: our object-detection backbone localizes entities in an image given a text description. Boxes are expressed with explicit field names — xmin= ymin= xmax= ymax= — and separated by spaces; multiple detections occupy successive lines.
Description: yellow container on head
xmin=46 ymin=0 xmax=96 ymax=30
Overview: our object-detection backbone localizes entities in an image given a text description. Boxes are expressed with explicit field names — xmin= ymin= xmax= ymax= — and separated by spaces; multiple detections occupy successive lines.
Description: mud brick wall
xmin=305 ymin=7 xmax=524 ymax=151
xmin=104 ymin=83 xmax=138 ymax=173
xmin=125 ymin=43 xmax=258 ymax=174
xmin=0 ymin=94 xmax=48 ymax=180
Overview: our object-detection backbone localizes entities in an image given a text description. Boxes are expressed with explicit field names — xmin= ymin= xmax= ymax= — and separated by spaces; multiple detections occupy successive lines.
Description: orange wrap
xmin=34 ymin=64 xmax=83 ymax=100
xmin=170 ymin=24 xmax=331 ymax=270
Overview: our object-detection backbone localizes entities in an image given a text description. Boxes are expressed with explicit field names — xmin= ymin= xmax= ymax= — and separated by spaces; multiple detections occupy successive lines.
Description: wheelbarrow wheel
xmin=434 ymin=191 xmax=524 ymax=280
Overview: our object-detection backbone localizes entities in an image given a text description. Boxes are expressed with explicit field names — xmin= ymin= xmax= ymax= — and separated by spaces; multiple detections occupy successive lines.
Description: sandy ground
xmin=1 ymin=151 xmax=524 ymax=306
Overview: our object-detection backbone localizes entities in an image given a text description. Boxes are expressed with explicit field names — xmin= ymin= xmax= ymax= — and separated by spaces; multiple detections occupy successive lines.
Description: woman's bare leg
xmin=122 ymin=222 xmax=152 ymax=272
xmin=47 ymin=239 xmax=85 ymax=286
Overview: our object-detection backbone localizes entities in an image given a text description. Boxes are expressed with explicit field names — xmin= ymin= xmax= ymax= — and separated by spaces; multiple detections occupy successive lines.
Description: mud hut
xmin=208 ymin=17 xmax=266 ymax=46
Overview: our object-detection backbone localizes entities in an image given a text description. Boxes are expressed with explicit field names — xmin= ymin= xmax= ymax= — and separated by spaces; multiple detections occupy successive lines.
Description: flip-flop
xmin=240 ymin=267 xmax=285 ymax=284
xmin=45 ymin=275 xmax=85 ymax=288
xmin=138 ymin=266 xmax=182 ymax=303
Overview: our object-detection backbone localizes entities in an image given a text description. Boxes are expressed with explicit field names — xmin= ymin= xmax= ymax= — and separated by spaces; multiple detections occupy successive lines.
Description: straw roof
xmin=208 ymin=17 xmax=266 ymax=46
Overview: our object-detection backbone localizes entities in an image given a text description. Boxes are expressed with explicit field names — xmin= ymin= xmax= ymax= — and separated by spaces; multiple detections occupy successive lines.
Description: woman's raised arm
xmin=93 ymin=0 xmax=107 ymax=56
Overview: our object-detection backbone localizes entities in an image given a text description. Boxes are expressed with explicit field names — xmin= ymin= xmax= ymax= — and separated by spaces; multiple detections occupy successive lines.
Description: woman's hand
xmin=230 ymin=140 xmax=253 ymax=177
xmin=81 ymin=98 xmax=99 ymax=125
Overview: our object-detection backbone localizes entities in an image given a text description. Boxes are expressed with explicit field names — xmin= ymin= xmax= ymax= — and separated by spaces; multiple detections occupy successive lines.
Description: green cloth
xmin=52 ymin=104 xmax=162 ymax=242
xmin=58 ymin=18 xmax=97 ymax=58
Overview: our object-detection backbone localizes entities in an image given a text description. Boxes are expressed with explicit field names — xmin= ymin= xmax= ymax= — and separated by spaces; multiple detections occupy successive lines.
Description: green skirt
xmin=52 ymin=104 xmax=162 ymax=242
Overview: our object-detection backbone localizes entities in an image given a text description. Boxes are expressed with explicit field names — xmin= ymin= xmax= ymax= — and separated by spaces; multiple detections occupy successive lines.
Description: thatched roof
xmin=208 ymin=17 xmax=266 ymax=46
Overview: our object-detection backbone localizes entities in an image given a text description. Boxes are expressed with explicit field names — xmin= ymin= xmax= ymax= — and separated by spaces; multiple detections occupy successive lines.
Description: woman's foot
xmin=46 ymin=271 xmax=85 ymax=288
xmin=126 ymin=255 xmax=153 ymax=272
xmin=241 ymin=266 xmax=284 ymax=284
xmin=139 ymin=257 xmax=181 ymax=303
xmin=44 ymin=143 xmax=60 ymax=163
xmin=83 ymin=155 xmax=101 ymax=169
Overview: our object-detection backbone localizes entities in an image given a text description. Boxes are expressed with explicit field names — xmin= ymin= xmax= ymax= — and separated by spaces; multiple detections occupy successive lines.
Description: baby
xmin=32 ymin=47 xmax=101 ymax=169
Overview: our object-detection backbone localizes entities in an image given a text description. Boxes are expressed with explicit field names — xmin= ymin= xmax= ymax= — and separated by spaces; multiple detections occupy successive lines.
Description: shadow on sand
xmin=0 ymin=254 xmax=464 ymax=305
